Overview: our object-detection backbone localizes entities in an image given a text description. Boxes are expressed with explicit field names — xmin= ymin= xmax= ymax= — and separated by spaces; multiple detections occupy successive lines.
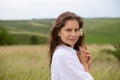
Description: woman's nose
xmin=70 ymin=31 xmax=76 ymax=36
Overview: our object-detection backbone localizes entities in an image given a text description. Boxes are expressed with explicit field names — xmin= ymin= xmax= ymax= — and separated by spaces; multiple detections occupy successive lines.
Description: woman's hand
xmin=77 ymin=46 xmax=92 ymax=72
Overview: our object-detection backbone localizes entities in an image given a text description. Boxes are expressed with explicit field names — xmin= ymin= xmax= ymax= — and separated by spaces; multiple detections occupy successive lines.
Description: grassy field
xmin=0 ymin=18 xmax=120 ymax=44
xmin=0 ymin=19 xmax=54 ymax=44
xmin=0 ymin=18 xmax=120 ymax=79
xmin=84 ymin=18 xmax=120 ymax=44
xmin=0 ymin=45 xmax=120 ymax=80
xmin=0 ymin=45 xmax=50 ymax=80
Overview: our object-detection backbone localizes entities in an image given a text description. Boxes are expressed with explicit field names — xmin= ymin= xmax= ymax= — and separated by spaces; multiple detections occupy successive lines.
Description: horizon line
xmin=0 ymin=17 xmax=120 ymax=21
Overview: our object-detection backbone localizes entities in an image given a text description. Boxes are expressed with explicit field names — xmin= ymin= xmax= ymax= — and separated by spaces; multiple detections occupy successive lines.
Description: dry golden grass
xmin=0 ymin=44 xmax=120 ymax=80
xmin=0 ymin=45 xmax=50 ymax=80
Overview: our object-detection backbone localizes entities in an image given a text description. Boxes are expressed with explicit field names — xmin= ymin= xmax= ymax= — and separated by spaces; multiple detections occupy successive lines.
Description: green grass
xmin=0 ymin=18 xmax=120 ymax=44
xmin=0 ymin=45 xmax=120 ymax=80
xmin=0 ymin=20 xmax=52 ymax=34
xmin=11 ymin=34 xmax=48 ymax=44
xmin=84 ymin=18 xmax=120 ymax=44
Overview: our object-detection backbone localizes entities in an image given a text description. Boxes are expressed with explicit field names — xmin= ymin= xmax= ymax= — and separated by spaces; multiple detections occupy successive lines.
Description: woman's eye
xmin=66 ymin=29 xmax=71 ymax=32
xmin=75 ymin=29 xmax=80 ymax=32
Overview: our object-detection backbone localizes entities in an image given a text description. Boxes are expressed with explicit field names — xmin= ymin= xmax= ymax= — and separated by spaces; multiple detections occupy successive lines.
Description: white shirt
xmin=51 ymin=44 xmax=94 ymax=80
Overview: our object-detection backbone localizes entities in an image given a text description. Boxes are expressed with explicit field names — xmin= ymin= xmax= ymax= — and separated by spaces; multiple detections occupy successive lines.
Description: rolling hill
xmin=0 ymin=18 xmax=120 ymax=44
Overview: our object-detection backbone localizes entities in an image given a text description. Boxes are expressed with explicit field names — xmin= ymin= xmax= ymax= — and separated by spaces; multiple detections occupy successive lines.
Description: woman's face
xmin=58 ymin=19 xmax=80 ymax=48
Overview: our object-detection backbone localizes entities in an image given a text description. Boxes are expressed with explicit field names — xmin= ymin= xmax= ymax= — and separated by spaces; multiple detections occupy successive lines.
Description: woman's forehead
xmin=63 ymin=19 xmax=79 ymax=28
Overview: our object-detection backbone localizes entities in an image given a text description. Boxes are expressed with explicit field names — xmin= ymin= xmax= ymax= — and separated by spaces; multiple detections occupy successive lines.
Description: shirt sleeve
xmin=51 ymin=48 xmax=94 ymax=80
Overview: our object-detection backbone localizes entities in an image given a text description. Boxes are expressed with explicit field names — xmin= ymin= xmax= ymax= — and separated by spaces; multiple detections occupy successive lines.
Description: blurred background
xmin=0 ymin=0 xmax=120 ymax=80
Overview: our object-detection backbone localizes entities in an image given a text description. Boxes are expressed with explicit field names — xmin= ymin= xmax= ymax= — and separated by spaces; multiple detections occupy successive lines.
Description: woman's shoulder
xmin=53 ymin=44 xmax=77 ymax=57
xmin=55 ymin=45 xmax=72 ymax=53
xmin=52 ymin=45 xmax=81 ymax=67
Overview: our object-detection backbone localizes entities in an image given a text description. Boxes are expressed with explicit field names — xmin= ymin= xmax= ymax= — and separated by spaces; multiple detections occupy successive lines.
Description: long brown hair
xmin=49 ymin=11 xmax=85 ymax=65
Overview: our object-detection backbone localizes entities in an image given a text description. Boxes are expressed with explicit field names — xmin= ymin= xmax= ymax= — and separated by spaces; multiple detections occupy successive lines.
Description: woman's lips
xmin=69 ymin=39 xmax=76 ymax=42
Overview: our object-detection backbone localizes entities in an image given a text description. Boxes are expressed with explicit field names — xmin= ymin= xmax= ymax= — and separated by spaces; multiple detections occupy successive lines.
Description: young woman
xmin=49 ymin=11 xmax=94 ymax=80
